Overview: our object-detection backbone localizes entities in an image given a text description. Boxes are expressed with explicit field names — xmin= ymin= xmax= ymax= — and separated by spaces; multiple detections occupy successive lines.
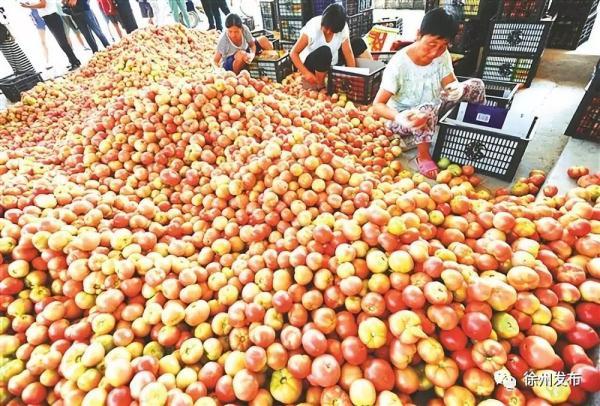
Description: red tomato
xmin=439 ymin=327 xmax=468 ymax=352
xmin=575 ymin=303 xmax=600 ymax=327
xmin=362 ymin=358 xmax=395 ymax=392
xmin=451 ymin=348 xmax=476 ymax=371
xmin=571 ymin=364 xmax=600 ymax=393
xmin=562 ymin=344 xmax=593 ymax=368
xmin=566 ymin=322 xmax=600 ymax=350
xmin=505 ymin=354 xmax=530 ymax=379
xmin=460 ymin=312 xmax=492 ymax=341
xmin=341 ymin=336 xmax=368 ymax=366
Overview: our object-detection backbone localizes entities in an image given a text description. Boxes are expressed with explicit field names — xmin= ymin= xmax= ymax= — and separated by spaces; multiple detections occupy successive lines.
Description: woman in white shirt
xmin=290 ymin=3 xmax=370 ymax=90
xmin=20 ymin=0 xmax=81 ymax=70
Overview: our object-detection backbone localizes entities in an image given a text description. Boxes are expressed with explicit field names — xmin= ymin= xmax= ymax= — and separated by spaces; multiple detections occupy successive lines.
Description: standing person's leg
xmin=84 ymin=9 xmax=110 ymax=47
xmin=176 ymin=0 xmax=191 ymax=27
xmin=36 ymin=27 xmax=51 ymax=68
xmin=200 ymin=0 xmax=215 ymax=29
xmin=215 ymin=0 xmax=229 ymax=16
xmin=0 ymin=40 xmax=36 ymax=74
xmin=115 ymin=0 xmax=138 ymax=33
xmin=71 ymin=12 xmax=99 ymax=52
xmin=210 ymin=0 xmax=222 ymax=30
xmin=110 ymin=15 xmax=124 ymax=38
xmin=43 ymin=13 xmax=81 ymax=68
xmin=63 ymin=15 xmax=88 ymax=49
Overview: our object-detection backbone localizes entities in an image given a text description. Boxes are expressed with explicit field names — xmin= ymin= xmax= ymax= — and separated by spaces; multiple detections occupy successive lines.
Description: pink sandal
xmin=416 ymin=157 xmax=439 ymax=179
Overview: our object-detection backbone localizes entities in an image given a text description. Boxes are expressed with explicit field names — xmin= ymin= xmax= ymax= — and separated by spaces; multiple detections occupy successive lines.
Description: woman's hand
xmin=303 ymin=71 xmax=319 ymax=85
xmin=244 ymin=52 xmax=255 ymax=64
xmin=442 ymin=81 xmax=464 ymax=102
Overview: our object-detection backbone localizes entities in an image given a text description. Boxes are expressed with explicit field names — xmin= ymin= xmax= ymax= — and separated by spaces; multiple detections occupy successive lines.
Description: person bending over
xmin=290 ymin=3 xmax=371 ymax=90
xmin=373 ymin=7 xmax=485 ymax=179
xmin=214 ymin=13 xmax=273 ymax=74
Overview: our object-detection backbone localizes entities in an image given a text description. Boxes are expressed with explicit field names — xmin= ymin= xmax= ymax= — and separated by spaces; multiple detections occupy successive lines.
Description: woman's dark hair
xmin=225 ymin=13 xmax=243 ymax=29
xmin=420 ymin=7 xmax=458 ymax=41
xmin=321 ymin=3 xmax=346 ymax=33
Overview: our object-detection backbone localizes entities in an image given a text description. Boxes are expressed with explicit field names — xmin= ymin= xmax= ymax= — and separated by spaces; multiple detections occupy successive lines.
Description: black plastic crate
xmin=0 ymin=72 xmax=43 ymax=103
xmin=327 ymin=60 xmax=385 ymax=104
xmin=342 ymin=0 xmax=373 ymax=14
xmin=457 ymin=76 xmax=520 ymax=108
xmin=280 ymin=40 xmax=296 ymax=52
xmin=277 ymin=0 xmax=312 ymax=21
xmin=248 ymin=51 xmax=294 ymax=82
xmin=413 ymin=0 xmax=425 ymax=8
xmin=566 ymin=91 xmax=600 ymax=141
xmin=547 ymin=12 xmax=596 ymax=49
xmin=496 ymin=0 xmax=548 ymax=21
xmin=426 ymin=0 xmax=484 ymax=19
xmin=372 ymin=51 xmax=398 ymax=64
xmin=487 ymin=18 xmax=553 ymax=56
xmin=280 ymin=19 xmax=304 ymax=41
xmin=348 ymin=8 xmax=373 ymax=38
xmin=312 ymin=0 xmax=336 ymax=14
xmin=449 ymin=20 xmax=482 ymax=53
xmin=374 ymin=17 xmax=403 ymax=32
xmin=548 ymin=0 xmax=598 ymax=20
xmin=385 ymin=0 xmax=415 ymax=8
xmin=433 ymin=103 xmax=537 ymax=181
xmin=260 ymin=0 xmax=279 ymax=30
xmin=479 ymin=53 xmax=540 ymax=86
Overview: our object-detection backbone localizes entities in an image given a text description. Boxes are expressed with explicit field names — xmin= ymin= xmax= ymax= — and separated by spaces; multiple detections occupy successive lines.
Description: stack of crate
xmin=425 ymin=0 xmax=493 ymax=76
xmin=260 ymin=0 xmax=279 ymax=31
xmin=566 ymin=59 xmax=600 ymax=140
xmin=478 ymin=0 xmax=554 ymax=87
xmin=547 ymin=0 xmax=598 ymax=49
xmin=277 ymin=0 xmax=313 ymax=50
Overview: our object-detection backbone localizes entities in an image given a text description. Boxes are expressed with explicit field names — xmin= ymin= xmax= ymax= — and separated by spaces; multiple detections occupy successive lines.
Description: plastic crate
xmin=384 ymin=0 xmax=415 ymax=8
xmin=277 ymin=0 xmax=312 ymax=21
xmin=312 ymin=0 xmax=336 ymax=14
xmin=327 ymin=59 xmax=385 ymax=104
xmin=496 ymin=0 xmax=548 ymax=21
xmin=348 ymin=8 xmax=373 ymax=38
xmin=372 ymin=51 xmax=397 ymax=64
xmin=260 ymin=0 xmax=279 ymax=30
xmin=280 ymin=40 xmax=296 ymax=52
xmin=547 ymin=0 xmax=598 ymax=20
xmin=547 ymin=12 xmax=596 ymax=49
xmin=413 ymin=0 xmax=425 ymax=8
xmin=374 ymin=17 xmax=403 ymax=32
xmin=248 ymin=51 xmax=294 ymax=82
xmin=342 ymin=0 xmax=373 ymax=14
xmin=487 ymin=18 xmax=553 ymax=56
xmin=566 ymin=91 xmax=599 ymax=140
xmin=280 ymin=19 xmax=304 ymax=41
xmin=426 ymin=0 xmax=484 ymax=19
xmin=457 ymin=76 xmax=520 ymax=108
xmin=449 ymin=20 xmax=482 ymax=54
xmin=0 ymin=72 xmax=43 ymax=103
xmin=433 ymin=103 xmax=537 ymax=181
xmin=479 ymin=53 xmax=540 ymax=87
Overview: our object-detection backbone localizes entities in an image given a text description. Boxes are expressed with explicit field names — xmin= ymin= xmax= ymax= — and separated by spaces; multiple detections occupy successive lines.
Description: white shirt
xmin=381 ymin=48 xmax=454 ymax=112
xmin=36 ymin=0 xmax=57 ymax=17
xmin=299 ymin=16 xmax=350 ymax=66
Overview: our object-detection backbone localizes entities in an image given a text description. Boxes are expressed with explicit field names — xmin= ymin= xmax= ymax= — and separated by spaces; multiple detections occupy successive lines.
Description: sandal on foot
xmin=416 ymin=157 xmax=438 ymax=179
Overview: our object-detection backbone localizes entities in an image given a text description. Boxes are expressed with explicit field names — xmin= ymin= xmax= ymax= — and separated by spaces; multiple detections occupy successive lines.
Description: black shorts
xmin=138 ymin=1 xmax=154 ymax=18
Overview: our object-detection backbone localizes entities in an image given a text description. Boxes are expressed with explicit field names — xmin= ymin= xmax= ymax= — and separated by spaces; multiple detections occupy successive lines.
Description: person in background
xmin=0 ymin=22 xmax=36 ymax=74
xmin=56 ymin=1 xmax=89 ymax=50
xmin=213 ymin=13 xmax=272 ymax=74
xmin=209 ymin=0 xmax=230 ymax=31
xmin=167 ymin=0 xmax=190 ymax=27
xmin=199 ymin=0 xmax=215 ymax=30
xmin=97 ymin=0 xmax=124 ymax=40
xmin=290 ymin=3 xmax=370 ymax=90
xmin=136 ymin=0 xmax=155 ymax=25
xmin=20 ymin=0 xmax=82 ymax=70
xmin=63 ymin=0 xmax=110 ymax=53
xmin=114 ymin=0 xmax=137 ymax=33
xmin=373 ymin=8 xmax=485 ymax=179
xmin=28 ymin=9 xmax=52 ymax=69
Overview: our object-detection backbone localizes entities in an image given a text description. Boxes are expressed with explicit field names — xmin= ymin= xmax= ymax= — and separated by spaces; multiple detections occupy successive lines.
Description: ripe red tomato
xmin=562 ymin=344 xmax=593 ymax=368
xmin=571 ymin=364 xmax=600 ymax=393
xmin=506 ymin=354 xmax=529 ymax=379
xmin=575 ymin=303 xmax=600 ymax=327
xmin=439 ymin=327 xmax=468 ymax=352
xmin=341 ymin=336 xmax=368 ymax=366
xmin=451 ymin=348 xmax=476 ymax=371
xmin=566 ymin=322 xmax=600 ymax=350
xmin=460 ymin=312 xmax=492 ymax=341
xmin=362 ymin=358 xmax=395 ymax=392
